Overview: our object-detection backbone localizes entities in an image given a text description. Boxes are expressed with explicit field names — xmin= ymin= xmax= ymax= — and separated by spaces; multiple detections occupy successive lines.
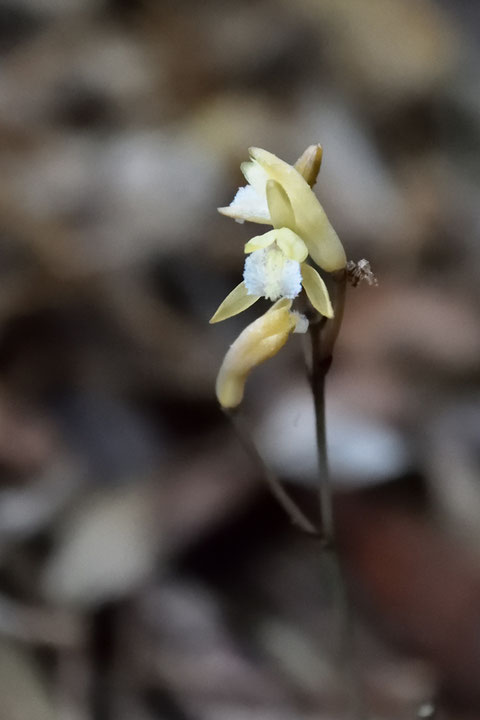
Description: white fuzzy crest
xmin=243 ymin=246 xmax=302 ymax=301
xmin=292 ymin=312 xmax=309 ymax=334
xmin=229 ymin=185 xmax=270 ymax=223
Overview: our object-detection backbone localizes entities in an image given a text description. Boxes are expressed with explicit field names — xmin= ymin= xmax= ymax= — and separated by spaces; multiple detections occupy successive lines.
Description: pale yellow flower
xmin=215 ymin=299 xmax=307 ymax=409
xmin=210 ymin=148 xmax=344 ymax=324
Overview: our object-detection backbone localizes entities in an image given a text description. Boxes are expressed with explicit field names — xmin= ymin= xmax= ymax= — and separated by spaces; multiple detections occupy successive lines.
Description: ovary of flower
xmin=216 ymin=299 xmax=307 ymax=409
xmin=218 ymin=147 xmax=346 ymax=273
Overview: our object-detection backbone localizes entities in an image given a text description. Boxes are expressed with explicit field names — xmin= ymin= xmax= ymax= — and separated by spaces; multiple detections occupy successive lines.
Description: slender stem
xmin=310 ymin=338 xmax=334 ymax=544
xmin=309 ymin=268 xmax=346 ymax=543
xmin=309 ymin=271 xmax=367 ymax=720
xmin=224 ymin=408 xmax=320 ymax=537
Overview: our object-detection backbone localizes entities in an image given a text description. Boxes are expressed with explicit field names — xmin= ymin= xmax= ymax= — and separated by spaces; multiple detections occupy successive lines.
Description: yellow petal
xmin=301 ymin=263 xmax=334 ymax=318
xmin=209 ymin=281 xmax=260 ymax=323
xmin=216 ymin=303 xmax=295 ymax=408
xmin=274 ymin=228 xmax=308 ymax=263
xmin=245 ymin=228 xmax=307 ymax=262
xmin=249 ymin=148 xmax=346 ymax=272
xmin=266 ymin=179 xmax=295 ymax=229
xmin=244 ymin=229 xmax=277 ymax=253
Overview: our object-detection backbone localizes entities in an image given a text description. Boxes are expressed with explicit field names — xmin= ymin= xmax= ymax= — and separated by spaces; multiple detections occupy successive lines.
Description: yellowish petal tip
xmin=248 ymin=146 xmax=263 ymax=159
xmin=210 ymin=281 xmax=260 ymax=324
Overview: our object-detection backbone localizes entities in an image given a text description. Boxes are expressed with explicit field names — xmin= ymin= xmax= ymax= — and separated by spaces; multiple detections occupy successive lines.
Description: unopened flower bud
xmin=294 ymin=144 xmax=323 ymax=188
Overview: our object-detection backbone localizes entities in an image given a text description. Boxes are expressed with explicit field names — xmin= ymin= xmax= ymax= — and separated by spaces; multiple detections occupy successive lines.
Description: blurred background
xmin=0 ymin=0 xmax=479 ymax=718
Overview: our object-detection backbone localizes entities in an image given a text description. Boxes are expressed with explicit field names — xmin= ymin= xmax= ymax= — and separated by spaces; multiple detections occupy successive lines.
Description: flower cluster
xmin=211 ymin=146 xmax=346 ymax=408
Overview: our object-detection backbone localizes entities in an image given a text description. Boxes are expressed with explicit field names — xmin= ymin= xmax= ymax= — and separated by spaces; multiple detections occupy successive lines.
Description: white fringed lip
xmin=243 ymin=246 xmax=302 ymax=301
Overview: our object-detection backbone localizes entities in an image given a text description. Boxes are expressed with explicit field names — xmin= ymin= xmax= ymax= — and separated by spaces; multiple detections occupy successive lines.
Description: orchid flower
xmin=210 ymin=147 xmax=345 ymax=324
xmin=211 ymin=146 xmax=346 ymax=408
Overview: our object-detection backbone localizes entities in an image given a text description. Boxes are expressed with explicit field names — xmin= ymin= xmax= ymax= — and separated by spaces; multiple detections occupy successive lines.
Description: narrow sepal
xmin=301 ymin=263 xmax=334 ymax=318
xmin=209 ymin=281 xmax=260 ymax=323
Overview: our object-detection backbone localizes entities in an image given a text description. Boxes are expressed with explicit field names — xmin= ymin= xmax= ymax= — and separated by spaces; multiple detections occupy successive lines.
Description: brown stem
xmin=308 ymin=270 xmax=367 ymax=720
xmin=309 ymin=268 xmax=346 ymax=542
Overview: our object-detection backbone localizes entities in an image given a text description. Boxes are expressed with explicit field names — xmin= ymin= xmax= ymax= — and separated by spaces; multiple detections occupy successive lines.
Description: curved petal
xmin=215 ymin=304 xmax=296 ymax=408
xmin=249 ymin=148 xmax=346 ymax=271
xmin=301 ymin=263 xmax=334 ymax=318
xmin=266 ymin=179 xmax=295 ymax=229
xmin=275 ymin=228 xmax=308 ymax=263
xmin=209 ymin=281 xmax=260 ymax=323
xmin=244 ymin=229 xmax=277 ymax=253
xmin=240 ymin=160 xmax=269 ymax=195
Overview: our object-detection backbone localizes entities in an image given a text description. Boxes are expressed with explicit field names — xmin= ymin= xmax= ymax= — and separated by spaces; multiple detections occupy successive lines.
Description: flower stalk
xmin=310 ymin=292 xmax=366 ymax=720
